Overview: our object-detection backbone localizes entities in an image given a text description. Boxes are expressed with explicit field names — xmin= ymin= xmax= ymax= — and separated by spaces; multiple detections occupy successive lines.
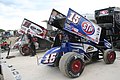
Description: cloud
xmin=0 ymin=0 xmax=15 ymax=6
xmin=0 ymin=0 xmax=120 ymax=30
xmin=0 ymin=0 xmax=52 ymax=30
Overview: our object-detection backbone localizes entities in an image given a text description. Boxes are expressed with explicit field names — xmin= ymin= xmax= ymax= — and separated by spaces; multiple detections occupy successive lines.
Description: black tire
xmin=103 ymin=49 xmax=116 ymax=64
xmin=59 ymin=52 xmax=85 ymax=78
xmin=19 ymin=44 xmax=31 ymax=56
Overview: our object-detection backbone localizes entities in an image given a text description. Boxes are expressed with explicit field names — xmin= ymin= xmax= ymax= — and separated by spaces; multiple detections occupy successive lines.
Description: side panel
xmin=41 ymin=47 xmax=61 ymax=65
xmin=64 ymin=8 xmax=102 ymax=44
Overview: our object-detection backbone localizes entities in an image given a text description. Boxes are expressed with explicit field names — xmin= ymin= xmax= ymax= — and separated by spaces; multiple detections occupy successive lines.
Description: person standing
xmin=27 ymin=32 xmax=36 ymax=56
xmin=52 ymin=31 xmax=63 ymax=47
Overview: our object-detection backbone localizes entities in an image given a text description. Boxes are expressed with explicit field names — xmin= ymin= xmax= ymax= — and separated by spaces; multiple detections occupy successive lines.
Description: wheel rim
xmin=107 ymin=51 xmax=115 ymax=63
xmin=22 ymin=46 xmax=30 ymax=54
xmin=71 ymin=60 xmax=81 ymax=73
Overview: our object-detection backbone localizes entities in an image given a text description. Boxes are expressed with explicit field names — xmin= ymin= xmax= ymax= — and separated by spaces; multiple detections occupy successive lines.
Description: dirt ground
xmin=1 ymin=49 xmax=120 ymax=80
xmin=0 ymin=36 xmax=120 ymax=80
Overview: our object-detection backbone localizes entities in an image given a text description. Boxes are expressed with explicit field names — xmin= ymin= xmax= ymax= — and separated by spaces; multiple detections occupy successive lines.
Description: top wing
xmin=64 ymin=8 xmax=102 ymax=44
xmin=20 ymin=18 xmax=47 ymax=39
xmin=48 ymin=9 xmax=66 ymax=30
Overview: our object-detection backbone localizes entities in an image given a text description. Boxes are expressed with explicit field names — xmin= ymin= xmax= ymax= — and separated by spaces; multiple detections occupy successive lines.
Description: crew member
xmin=27 ymin=32 xmax=36 ymax=56
xmin=52 ymin=31 xmax=63 ymax=47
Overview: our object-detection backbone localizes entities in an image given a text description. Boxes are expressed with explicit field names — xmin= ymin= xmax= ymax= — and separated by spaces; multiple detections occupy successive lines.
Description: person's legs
xmin=33 ymin=45 xmax=36 ymax=56
xmin=30 ymin=43 xmax=34 ymax=56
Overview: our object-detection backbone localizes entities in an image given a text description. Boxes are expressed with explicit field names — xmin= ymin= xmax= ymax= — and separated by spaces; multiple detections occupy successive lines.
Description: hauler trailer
xmin=95 ymin=7 xmax=120 ymax=49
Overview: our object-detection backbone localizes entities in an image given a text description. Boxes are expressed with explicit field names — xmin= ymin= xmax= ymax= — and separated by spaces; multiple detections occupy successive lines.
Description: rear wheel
xmin=19 ymin=44 xmax=31 ymax=56
xmin=103 ymin=49 xmax=116 ymax=64
xmin=59 ymin=52 xmax=85 ymax=78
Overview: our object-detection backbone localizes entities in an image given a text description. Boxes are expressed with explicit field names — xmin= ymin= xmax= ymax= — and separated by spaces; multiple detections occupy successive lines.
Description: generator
xmin=95 ymin=7 xmax=120 ymax=49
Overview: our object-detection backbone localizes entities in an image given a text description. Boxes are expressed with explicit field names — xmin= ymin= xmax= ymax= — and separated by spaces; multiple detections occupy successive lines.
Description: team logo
xmin=30 ymin=26 xmax=43 ymax=35
xmin=81 ymin=21 xmax=95 ymax=35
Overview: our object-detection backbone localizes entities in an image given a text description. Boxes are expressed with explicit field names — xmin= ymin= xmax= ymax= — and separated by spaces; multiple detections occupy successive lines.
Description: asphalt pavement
xmin=0 ymin=49 xmax=120 ymax=80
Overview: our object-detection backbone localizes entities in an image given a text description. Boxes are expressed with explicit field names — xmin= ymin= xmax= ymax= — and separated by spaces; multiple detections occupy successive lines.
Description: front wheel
xmin=103 ymin=49 xmax=116 ymax=64
xmin=59 ymin=52 xmax=85 ymax=78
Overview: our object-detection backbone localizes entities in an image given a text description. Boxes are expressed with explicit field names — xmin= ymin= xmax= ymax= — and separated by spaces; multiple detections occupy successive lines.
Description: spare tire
xmin=59 ymin=52 xmax=85 ymax=78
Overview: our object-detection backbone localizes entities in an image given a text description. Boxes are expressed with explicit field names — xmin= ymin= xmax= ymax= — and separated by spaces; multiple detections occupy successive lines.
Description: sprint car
xmin=39 ymin=8 xmax=116 ymax=78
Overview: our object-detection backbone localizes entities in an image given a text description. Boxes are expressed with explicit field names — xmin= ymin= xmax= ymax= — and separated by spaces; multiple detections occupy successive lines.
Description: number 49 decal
xmin=44 ymin=53 xmax=57 ymax=63
xmin=67 ymin=11 xmax=81 ymax=24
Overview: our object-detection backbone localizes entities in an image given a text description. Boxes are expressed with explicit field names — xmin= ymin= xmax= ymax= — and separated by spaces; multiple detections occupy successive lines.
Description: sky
xmin=0 ymin=0 xmax=120 ymax=30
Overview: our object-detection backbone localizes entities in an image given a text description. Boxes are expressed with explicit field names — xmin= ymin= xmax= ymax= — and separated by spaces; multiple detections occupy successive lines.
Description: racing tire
xmin=103 ymin=49 xmax=116 ymax=64
xmin=59 ymin=52 xmax=85 ymax=78
xmin=19 ymin=44 xmax=31 ymax=56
